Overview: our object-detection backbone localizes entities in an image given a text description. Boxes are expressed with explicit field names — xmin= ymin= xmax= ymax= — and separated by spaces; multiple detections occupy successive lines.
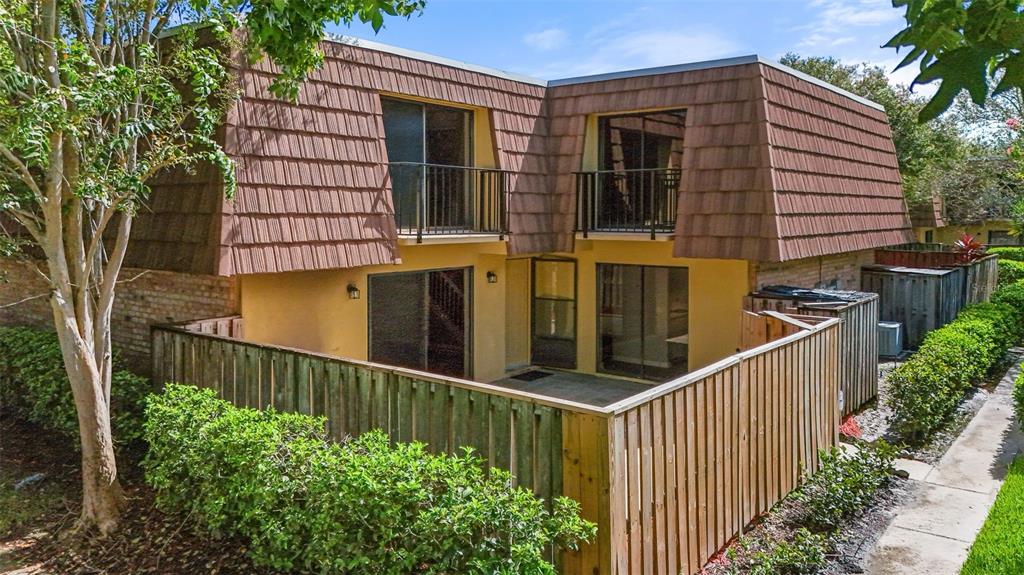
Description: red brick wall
xmin=753 ymin=249 xmax=874 ymax=291
xmin=0 ymin=258 xmax=238 ymax=373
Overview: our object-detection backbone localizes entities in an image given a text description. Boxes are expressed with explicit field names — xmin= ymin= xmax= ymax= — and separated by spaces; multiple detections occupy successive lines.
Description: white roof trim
xmin=326 ymin=36 xmax=885 ymax=111
xmin=327 ymin=34 xmax=547 ymax=87
xmin=758 ymin=57 xmax=885 ymax=111
xmin=548 ymin=54 xmax=884 ymax=111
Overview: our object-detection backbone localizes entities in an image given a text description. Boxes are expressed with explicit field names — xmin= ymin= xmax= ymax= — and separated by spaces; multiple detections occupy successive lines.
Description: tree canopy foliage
xmin=887 ymin=0 xmax=1024 ymax=122
xmin=0 ymin=0 xmax=423 ymax=534
xmin=781 ymin=53 xmax=1022 ymax=226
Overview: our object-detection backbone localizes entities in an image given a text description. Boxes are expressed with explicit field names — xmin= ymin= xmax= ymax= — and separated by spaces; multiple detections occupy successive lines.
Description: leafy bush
xmin=958 ymin=303 xmax=1023 ymax=351
xmin=886 ymin=292 xmax=1023 ymax=440
xmin=144 ymin=384 xmax=596 ymax=574
xmin=992 ymin=281 xmax=1024 ymax=322
xmin=747 ymin=528 xmax=828 ymax=575
xmin=794 ymin=441 xmax=897 ymax=531
xmin=0 ymin=326 xmax=149 ymax=446
xmin=998 ymin=259 xmax=1024 ymax=289
xmin=990 ymin=246 xmax=1024 ymax=262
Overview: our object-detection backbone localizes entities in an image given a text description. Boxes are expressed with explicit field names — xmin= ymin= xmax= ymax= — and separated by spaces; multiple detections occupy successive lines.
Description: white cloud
xmin=523 ymin=28 xmax=568 ymax=51
xmin=796 ymin=0 xmax=900 ymax=52
xmin=525 ymin=27 xmax=742 ymax=79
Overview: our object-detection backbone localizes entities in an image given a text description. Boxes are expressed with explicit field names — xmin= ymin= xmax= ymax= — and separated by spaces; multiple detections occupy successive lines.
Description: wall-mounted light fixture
xmin=347 ymin=283 xmax=361 ymax=300
xmin=486 ymin=271 xmax=498 ymax=284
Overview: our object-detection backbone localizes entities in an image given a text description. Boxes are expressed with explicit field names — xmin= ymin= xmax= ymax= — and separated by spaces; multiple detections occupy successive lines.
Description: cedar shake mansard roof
xmin=125 ymin=36 xmax=913 ymax=276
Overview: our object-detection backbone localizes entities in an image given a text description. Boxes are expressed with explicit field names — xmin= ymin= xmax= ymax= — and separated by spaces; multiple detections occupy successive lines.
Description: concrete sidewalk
xmin=864 ymin=361 xmax=1023 ymax=575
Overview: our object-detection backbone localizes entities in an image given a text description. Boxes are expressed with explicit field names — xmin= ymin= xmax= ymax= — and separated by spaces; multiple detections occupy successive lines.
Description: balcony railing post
xmin=416 ymin=164 xmax=424 ymax=244
xmin=650 ymin=170 xmax=658 ymax=240
xmin=387 ymin=162 xmax=510 ymax=239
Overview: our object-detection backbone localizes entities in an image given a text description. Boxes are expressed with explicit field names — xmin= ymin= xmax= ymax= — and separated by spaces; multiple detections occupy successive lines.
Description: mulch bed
xmin=855 ymin=349 xmax=1021 ymax=464
xmin=0 ymin=413 xmax=273 ymax=575
xmin=698 ymin=456 xmax=914 ymax=575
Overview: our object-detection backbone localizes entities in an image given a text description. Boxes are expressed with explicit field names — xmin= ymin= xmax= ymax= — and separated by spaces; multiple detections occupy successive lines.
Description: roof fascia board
xmin=321 ymin=36 xmax=887 ymax=112
xmin=548 ymin=54 xmax=885 ymax=112
xmin=327 ymin=34 xmax=548 ymax=87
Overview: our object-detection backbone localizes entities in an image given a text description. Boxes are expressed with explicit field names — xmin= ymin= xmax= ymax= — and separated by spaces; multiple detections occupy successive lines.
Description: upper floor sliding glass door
xmin=576 ymin=109 xmax=686 ymax=236
xmin=382 ymin=98 xmax=478 ymax=234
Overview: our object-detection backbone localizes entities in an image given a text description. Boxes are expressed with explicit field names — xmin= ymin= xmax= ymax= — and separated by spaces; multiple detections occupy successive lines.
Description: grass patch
xmin=0 ymin=471 xmax=63 ymax=537
xmin=961 ymin=455 xmax=1024 ymax=575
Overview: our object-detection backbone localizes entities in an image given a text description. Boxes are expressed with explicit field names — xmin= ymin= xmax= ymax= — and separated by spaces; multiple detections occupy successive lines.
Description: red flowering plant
xmin=1007 ymin=118 xmax=1024 ymax=170
xmin=954 ymin=233 xmax=987 ymax=262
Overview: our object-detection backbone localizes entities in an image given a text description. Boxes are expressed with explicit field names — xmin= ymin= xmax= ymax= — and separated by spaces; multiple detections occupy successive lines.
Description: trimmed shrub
xmin=992 ymin=281 xmax=1024 ymax=321
xmin=143 ymin=384 xmax=596 ymax=574
xmin=793 ymin=441 xmax=897 ymax=531
xmin=990 ymin=246 xmax=1024 ymax=262
xmin=958 ymin=303 xmax=1023 ymax=351
xmin=0 ymin=326 xmax=149 ymax=445
xmin=747 ymin=528 xmax=828 ymax=575
xmin=886 ymin=296 xmax=1020 ymax=440
xmin=998 ymin=259 xmax=1024 ymax=289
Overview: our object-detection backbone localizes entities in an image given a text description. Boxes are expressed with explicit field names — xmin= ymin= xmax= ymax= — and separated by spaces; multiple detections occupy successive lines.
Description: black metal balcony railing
xmin=575 ymin=168 xmax=682 ymax=239
xmin=388 ymin=162 xmax=510 ymax=242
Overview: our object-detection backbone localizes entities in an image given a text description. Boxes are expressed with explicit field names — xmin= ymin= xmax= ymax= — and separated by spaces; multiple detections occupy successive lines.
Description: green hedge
xmin=143 ymin=384 xmax=596 ymax=574
xmin=886 ymin=280 xmax=1024 ymax=440
xmin=0 ymin=326 xmax=149 ymax=445
xmin=998 ymin=259 xmax=1024 ymax=289
xmin=990 ymin=246 xmax=1024 ymax=261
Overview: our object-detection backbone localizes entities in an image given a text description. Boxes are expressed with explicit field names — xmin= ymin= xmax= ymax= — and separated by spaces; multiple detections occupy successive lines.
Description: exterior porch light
xmin=486 ymin=271 xmax=498 ymax=284
xmin=347 ymin=283 xmax=361 ymax=300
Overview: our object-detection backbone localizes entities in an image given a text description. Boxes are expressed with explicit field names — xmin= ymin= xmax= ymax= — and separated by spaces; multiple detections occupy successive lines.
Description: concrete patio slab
xmin=491 ymin=369 xmax=652 ymax=407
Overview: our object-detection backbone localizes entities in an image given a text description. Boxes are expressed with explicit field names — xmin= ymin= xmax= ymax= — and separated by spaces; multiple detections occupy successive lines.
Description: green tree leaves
xmin=887 ymin=0 xmax=1024 ymax=122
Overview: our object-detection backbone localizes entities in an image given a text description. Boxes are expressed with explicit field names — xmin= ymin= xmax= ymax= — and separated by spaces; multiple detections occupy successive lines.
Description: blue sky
xmin=329 ymin=0 xmax=927 ymax=90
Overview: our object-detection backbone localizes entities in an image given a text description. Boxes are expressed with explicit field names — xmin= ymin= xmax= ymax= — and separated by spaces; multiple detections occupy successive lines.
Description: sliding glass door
xmin=369 ymin=268 xmax=471 ymax=378
xmin=597 ymin=264 xmax=689 ymax=381
xmin=381 ymin=98 xmax=474 ymax=232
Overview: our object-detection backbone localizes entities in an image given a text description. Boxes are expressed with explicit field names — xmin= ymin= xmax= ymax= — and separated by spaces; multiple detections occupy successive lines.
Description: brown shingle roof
xmin=909 ymin=193 xmax=946 ymax=228
xmin=129 ymin=44 xmax=911 ymax=275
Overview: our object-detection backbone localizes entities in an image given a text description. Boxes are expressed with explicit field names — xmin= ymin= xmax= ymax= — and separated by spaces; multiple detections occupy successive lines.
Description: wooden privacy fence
xmin=745 ymin=291 xmax=879 ymax=416
xmin=875 ymin=247 xmax=999 ymax=305
xmin=152 ymin=315 xmax=842 ymax=575
xmin=863 ymin=254 xmax=998 ymax=350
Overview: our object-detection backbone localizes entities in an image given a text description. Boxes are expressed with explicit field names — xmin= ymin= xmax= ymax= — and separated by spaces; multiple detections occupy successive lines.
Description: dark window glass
xmin=988 ymin=230 xmax=1020 ymax=246
xmin=532 ymin=259 xmax=577 ymax=369
xmin=598 ymin=264 xmax=688 ymax=381
xmin=369 ymin=268 xmax=470 ymax=378
xmin=381 ymin=98 xmax=474 ymax=232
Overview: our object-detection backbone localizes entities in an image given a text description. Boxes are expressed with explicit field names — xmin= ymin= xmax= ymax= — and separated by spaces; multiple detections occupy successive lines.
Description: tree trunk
xmin=71 ymin=357 xmax=124 ymax=533
xmin=55 ymin=311 xmax=124 ymax=534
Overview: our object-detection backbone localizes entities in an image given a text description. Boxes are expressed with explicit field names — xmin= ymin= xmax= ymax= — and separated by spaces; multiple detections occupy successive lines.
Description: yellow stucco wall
xmin=241 ymin=241 xmax=510 ymax=382
xmin=241 ymin=238 xmax=750 ymax=384
xmin=914 ymin=220 xmax=1019 ymax=245
xmin=569 ymin=239 xmax=750 ymax=373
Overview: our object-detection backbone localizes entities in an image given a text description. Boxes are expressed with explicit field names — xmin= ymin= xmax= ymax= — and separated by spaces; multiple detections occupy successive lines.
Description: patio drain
xmin=510 ymin=370 xmax=553 ymax=382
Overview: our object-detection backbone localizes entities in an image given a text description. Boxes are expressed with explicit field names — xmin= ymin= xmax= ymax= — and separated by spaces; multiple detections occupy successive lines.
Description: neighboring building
xmin=0 ymin=36 xmax=912 ymax=385
xmin=910 ymin=194 xmax=1022 ymax=246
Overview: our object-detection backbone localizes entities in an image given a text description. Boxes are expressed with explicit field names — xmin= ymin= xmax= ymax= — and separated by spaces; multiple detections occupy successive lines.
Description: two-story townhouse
xmin=0 ymin=35 xmax=912 ymax=400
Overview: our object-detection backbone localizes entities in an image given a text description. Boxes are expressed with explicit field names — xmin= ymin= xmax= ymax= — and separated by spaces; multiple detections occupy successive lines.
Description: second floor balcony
xmin=388 ymin=162 xmax=509 ymax=241
xmin=575 ymin=167 xmax=681 ymax=238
